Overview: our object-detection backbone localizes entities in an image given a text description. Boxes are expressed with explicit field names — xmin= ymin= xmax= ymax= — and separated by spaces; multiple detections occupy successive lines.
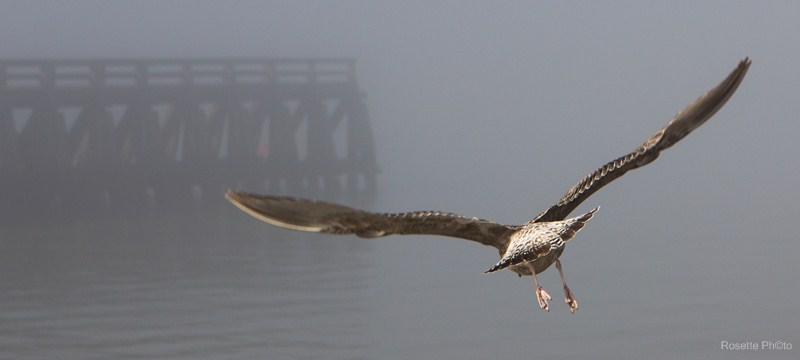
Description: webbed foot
xmin=536 ymin=285 xmax=552 ymax=311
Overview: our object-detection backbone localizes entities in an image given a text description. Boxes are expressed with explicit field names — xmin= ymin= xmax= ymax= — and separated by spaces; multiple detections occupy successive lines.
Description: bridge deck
xmin=0 ymin=58 xmax=378 ymax=216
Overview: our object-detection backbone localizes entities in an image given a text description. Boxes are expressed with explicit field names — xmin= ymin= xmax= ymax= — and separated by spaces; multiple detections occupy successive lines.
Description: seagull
xmin=226 ymin=58 xmax=750 ymax=313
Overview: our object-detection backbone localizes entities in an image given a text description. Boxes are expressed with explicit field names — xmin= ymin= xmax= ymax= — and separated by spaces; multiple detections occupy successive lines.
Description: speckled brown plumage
xmin=485 ymin=206 xmax=598 ymax=274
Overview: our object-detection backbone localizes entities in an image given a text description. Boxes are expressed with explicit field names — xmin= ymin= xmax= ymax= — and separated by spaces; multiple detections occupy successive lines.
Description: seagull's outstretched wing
xmin=226 ymin=191 xmax=516 ymax=249
xmin=532 ymin=58 xmax=751 ymax=223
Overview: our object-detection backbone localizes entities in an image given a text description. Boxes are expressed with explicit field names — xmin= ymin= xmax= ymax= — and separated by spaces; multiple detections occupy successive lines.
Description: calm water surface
xmin=1 ymin=198 xmax=796 ymax=359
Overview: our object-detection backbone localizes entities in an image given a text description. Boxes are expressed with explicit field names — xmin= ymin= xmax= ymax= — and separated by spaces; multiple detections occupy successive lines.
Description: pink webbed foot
xmin=563 ymin=285 xmax=578 ymax=313
xmin=555 ymin=259 xmax=579 ymax=313
xmin=536 ymin=285 xmax=552 ymax=311
xmin=528 ymin=262 xmax=552 ymax=312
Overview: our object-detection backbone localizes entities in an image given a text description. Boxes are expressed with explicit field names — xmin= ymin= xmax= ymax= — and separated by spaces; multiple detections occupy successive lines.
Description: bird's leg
xmin=527 ymin=262 xmax=551 ymax=311
xmin=555 ymin=259 xmax=579 ymax=313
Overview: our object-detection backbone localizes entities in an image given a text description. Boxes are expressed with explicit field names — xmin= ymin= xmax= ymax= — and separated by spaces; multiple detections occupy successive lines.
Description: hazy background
xmin=1 ymin=1 xmax=798 ymax=359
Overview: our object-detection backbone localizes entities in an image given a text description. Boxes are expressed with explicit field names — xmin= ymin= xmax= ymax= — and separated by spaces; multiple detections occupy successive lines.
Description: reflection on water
xmin=1 ymin=199 xmax=797 ymax=359
xmin=0 ymin=205 xmax=374 ymax=359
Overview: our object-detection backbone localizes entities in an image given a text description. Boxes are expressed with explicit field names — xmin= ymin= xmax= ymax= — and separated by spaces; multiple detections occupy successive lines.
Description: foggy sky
xmin=1 ymin=1 xmax=798 ymax=359
xmin=1 ymin=2 xmax=796 ymax=221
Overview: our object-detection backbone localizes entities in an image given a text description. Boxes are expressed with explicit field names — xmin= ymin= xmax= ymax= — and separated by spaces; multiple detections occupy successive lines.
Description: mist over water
xmin=2 ymin=195 xmax=796 ymax=359
xmin=0 ymin=204 xmax=374 ymax=359
xmin=2 ymin=1 xmax=800 ymax=359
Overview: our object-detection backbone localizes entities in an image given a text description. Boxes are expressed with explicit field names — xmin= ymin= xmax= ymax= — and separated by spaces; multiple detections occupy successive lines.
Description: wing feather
xmin=226 ymin=191 xmax=515 ymax=249
xmin=532 ymin=58 xmax=751 ymax=223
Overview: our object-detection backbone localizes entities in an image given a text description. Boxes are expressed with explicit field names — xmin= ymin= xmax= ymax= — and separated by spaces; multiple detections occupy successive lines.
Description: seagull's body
xmin=227 ymin=58 xmax=751 ymax=313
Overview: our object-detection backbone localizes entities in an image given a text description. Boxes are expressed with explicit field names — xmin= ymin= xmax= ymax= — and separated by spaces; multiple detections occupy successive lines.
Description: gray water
xmin=1 ymin=193 xmax=797 ymax=360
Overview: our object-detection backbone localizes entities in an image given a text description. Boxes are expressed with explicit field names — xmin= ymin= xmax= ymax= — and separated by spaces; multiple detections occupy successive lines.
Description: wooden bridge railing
xmin=0 ymin=58 xmax=378 ymax=216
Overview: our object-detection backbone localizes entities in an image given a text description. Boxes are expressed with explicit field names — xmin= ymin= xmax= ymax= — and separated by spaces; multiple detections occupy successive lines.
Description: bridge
xmin=0 ymin=58 xmax=378 ymax=216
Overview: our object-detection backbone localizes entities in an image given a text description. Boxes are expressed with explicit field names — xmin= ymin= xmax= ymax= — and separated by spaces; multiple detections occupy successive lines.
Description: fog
xmin=1 ymin=1 xmax=798 ymax=359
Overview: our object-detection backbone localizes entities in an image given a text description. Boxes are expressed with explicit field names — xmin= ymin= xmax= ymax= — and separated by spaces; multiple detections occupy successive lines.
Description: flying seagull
xmin=226 ymin=58 xmax=751 ymax=313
